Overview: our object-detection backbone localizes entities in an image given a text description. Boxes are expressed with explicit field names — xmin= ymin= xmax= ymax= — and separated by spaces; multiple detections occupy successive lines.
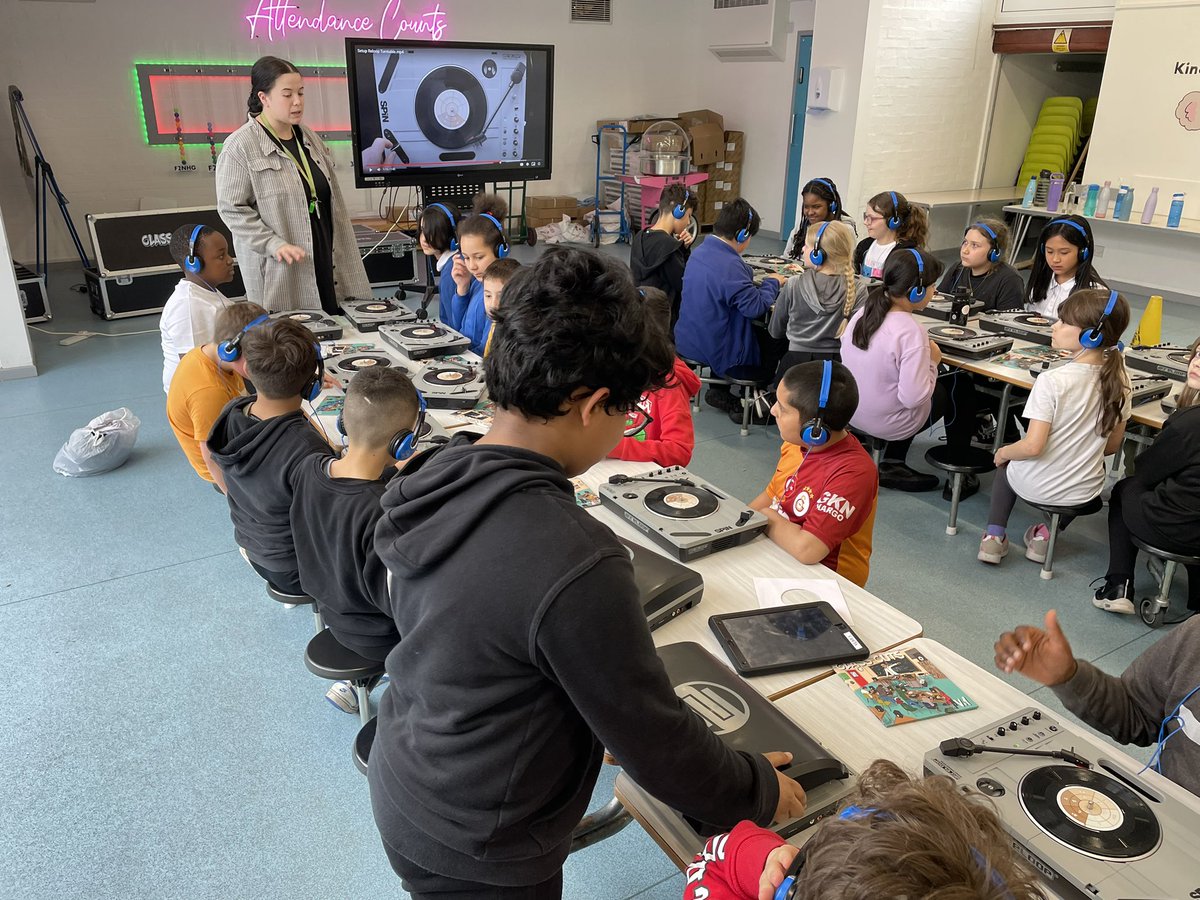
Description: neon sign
xmin=245 ymin=0 xmax=448 ymax=42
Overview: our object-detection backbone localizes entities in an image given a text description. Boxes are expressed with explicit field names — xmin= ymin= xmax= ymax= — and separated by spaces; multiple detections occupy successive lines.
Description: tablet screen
xmin=721 ymin=606 xmax=835 ymax=669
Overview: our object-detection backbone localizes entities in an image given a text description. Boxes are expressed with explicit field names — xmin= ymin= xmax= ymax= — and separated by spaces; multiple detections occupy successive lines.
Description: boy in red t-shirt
xmin=610 ymin=287 xmax=701 ymax=468
xmin=750 ymin=360 xmax=878 ymax=587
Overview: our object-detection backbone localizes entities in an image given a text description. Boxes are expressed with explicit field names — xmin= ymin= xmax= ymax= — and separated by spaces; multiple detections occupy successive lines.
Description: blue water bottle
xmin=1083 ymin=184 xmax=1099 ymax=216
xmin=1167 ymin=193 xmax=1185 ymax=228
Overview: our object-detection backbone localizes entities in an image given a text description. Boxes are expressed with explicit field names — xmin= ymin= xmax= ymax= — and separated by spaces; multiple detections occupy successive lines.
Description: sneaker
xmin=972 ymin=415 xmax=997 ymax=448
xmin=1091 ymin=577 xmax=1136 ymax=615
xmin=728 ymin=405 xmax=773 ymax=427
xmin=941 ymin=474 xmax=980 ymax=502
xmin=1023 ymin=524 xmax=1050 ymax=564
xmin=978 ymin=534 xmax=1009 ymax=565
xmin=878 ymin=462 xmax=939 ymax=493
xmin=704 ymin=388 xmax=739 ymax=414
xmin=325 ymin=681 xmax=360 ymax=714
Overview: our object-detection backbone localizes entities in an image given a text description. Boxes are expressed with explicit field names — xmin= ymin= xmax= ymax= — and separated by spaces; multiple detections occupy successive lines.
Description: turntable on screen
xmin=339 ymin=297 xmax=419 ymax=332
xmin=269 ymin=309 xmax=344 ymax=341
xmin=379 ymin=321 xmax=472 ymax=360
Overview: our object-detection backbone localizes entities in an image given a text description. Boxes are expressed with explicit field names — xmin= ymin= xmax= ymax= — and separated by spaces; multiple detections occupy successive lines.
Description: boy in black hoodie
xmin=629 ymin=183 xmax=697 ymax=326
xmin=206 ymin=318 xmax=333 ymax=596
xmin=369 ymin=246 xmax=807 ymax=899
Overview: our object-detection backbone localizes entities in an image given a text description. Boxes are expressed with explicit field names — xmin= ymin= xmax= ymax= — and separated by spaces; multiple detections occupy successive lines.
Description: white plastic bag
xmin=53 ymin=408 xmax=141 ymax=477
xmin=534 ymin=214 xmax=590 ymax=245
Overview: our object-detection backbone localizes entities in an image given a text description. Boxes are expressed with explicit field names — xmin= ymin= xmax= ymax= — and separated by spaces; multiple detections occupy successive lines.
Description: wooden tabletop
xmin=906 ymin=188 xmax=1023 ymax=209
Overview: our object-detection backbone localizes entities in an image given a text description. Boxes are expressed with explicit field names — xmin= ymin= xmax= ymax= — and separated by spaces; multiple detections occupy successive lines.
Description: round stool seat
xmin=680 ymin=356 xmax=708 ymax=370
xmin=924 ymin=445 xmax=995 ymax=475
xmin=305 ymin=628 xmax=386 ymax=682
xmin=266 ymin=585 xmax=315 ymax=607
xmin=1131 ymin=537 xmax=1200 ymax=566
xmin=723 ymin=364 xmax=771 ymax=387
xmin=1026 ymin=495 xmax=1104 ymax=518
xmin=353 ymin=717 xmax=377 ymax=775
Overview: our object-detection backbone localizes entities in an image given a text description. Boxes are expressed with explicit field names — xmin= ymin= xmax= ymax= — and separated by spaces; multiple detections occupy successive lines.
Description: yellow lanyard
xmin=258 ymin=115 xmax=319 ymax=218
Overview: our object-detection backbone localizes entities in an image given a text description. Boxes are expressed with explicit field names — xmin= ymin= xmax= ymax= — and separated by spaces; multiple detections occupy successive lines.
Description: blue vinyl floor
xmin=2 ymin=248 xmax=1197 ymax=900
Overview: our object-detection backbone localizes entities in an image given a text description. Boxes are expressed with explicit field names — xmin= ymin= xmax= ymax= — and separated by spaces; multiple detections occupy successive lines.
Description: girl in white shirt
xmin=1024 ymin=215 xmax=1105 ymax=320
xmin=853 ymin=190 xmax=929 ymax=280
xmin=979 ymin=289 xmax=1132 ymax=566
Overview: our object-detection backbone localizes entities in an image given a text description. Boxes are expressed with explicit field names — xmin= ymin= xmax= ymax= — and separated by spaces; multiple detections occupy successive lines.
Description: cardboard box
xmin=527 ymin=195 xmax=582 ymax=211
xmin=724 ymin=131 xmax=745 ymax=163
xmin=596 ymin=117 xmax=681 ymax=136
xmin=677 ymin=109 xmax=725 ymax=166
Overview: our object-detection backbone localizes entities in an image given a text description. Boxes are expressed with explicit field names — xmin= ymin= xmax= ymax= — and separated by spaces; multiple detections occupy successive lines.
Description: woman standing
xmin=217 ymin=56 xmax=370 ymax=313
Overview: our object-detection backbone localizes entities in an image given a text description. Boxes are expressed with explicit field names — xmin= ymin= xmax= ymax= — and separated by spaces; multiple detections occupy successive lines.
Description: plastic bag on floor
xmin=53 ymin=408 xmax=141 ymax=477
xmin=534 ymin=214 xmax=590 ymax=245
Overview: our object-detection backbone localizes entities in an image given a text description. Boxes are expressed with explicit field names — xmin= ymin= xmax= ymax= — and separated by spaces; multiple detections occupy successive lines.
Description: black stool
xmin=305 ymin=628 xmax=386 ymax=726
xmin=725 ymin=365 xmax=772 ymax=437
xmin=266 ymin=585 xmax=324 ymax=633
xmin=352 ymin=717 xmax=377 ymax=775
xmin=1131 ymin=537 xmax=1200 ymax=628
xmin=680 ymin=356 xmax=732 ymax=413
xmin=1024 ymin=496 xmax=1104 ymax=580
xmin=850 ymin=429 xmax=888 ymax=466
xmin=924 ymin=446 xmax=995 ymax=536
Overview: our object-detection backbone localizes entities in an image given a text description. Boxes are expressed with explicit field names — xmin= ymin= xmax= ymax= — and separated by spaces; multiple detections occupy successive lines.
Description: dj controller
xmin=1125 ymin=345 xmax=1192 ymax=381
xmin=978 ymin=312 xmax=1055 ymax=346
xmin=924 ymin=323 xmax=1013 ymax=360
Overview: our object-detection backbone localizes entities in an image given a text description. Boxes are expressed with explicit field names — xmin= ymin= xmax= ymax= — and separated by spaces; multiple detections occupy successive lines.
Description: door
xmin=781 ymin=33 xmax=813 ymax=238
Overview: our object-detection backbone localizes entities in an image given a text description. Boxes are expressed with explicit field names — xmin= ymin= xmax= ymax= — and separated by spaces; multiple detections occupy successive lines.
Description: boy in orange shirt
xmin=166 ymin=302 xmax=266 ymax=490
xmin=750 ymin=360 xmax=878 ymax=587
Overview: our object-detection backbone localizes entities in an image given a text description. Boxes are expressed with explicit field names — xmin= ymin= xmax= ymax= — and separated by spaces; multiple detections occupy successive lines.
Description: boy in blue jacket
xmin=674 ymin=198 xmax=787 ymax=415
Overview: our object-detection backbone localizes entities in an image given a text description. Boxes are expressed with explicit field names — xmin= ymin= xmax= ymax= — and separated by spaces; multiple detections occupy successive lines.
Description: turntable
xmin=340 ymin=298 xmax=419 ymax=332
xmin=743 ymin=254 xmax=803 ymax=285
xmin=411 ymin=356 xmax=486 ymax=409
xmin=371 ymin=48 xmax=528 ymax=166
xmin=924 ymin=707 xmax=1200 ymax=899
xmin=270 ymin=309 xmax=344 ymax=341
xmin=925 ymin=323 xmax=1013 ymax=360
xmin=923 ymin=292 xmax=984 ymax=323
xmin=415 ymin=415 xmax=452 ymax=446
xmin=619 ymin=538 xmax=703 ymax=631
xmin=326 ymin=351 xmax=404 ymax=389
xmin=598 ymin=466 xmax=767 ymax=561
xmin=1130 ymin=374 xmax=1172 ymax=407
xmin=1125 ymin=345 xmax=1192 ymax=381
xmin=379 ymin=321 xmax=472 ymax=361
xmin=978 ymin=311 xmax=1055 ymax=346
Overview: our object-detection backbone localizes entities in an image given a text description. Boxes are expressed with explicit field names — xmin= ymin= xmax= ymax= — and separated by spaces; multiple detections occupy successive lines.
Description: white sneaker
xmin=978 ymin=534 xmax=1009 ymax=565
xmin=1092 ymin=578 xmax=1136 ymax=615
xmin=1023 ymin=524 xmax=1050 ymax=564
xmin=325 ymin=681 xmax=359 ymax=714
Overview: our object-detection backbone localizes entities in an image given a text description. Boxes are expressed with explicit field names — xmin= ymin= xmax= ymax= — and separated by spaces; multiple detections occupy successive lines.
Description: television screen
xmin=346 ymin=38 xmax=554 ymax=188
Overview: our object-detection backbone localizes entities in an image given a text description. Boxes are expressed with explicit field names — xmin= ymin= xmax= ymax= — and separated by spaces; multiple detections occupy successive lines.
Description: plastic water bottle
xmin=1141 ymin=187 xmax=1159 ymax=224
xmin=1083 ymin=184 xmax=1099 ymax=216
xmin=1118 ymin=186 xmax=1135 ymax=221
xmin=1167 ymin=193 xmax=1185 ymax=228
xmin=1046 ymin=173 xmax=1064 ymax=212
xmin=1021 ymin=176 xmax=1038 ymax=209
xmin=1096 ymin=181 xmax=1113 ymax=218
xmin=1113 ymin=186 xmax=1130 ymax=221
xmin=1034 ymin=170 xmax=1052 ymax=207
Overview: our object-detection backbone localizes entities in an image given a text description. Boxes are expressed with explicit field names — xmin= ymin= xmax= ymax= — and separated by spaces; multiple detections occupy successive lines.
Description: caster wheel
xmin=1140 ymin=597 xmax=1166 ymax=628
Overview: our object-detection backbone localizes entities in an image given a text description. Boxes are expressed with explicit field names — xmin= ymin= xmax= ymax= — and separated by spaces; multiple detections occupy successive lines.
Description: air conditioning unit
xmin=707 ymin=0 xmax=789 ymax=62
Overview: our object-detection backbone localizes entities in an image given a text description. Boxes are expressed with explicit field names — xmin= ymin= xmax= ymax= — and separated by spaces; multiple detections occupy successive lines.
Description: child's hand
xmin=758 ymin=843 xmax=802 ymax=900
xmin=769 ymin=273 xmax=789 ymax=284
xmin=678 ymin=229 xmax=694 ymax=247
xmin=995 ymin=609 xmax=1078 ymax=686
xmin=993 ymin=447 xmax=1007 ymax=467
xmin=451 ymin=254 xmax=472 ymax=293
xmin=764 ymin=751 xmax=807 ymax=823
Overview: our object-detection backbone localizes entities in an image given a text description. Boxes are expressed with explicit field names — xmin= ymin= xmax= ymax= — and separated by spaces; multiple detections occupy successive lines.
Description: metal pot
xmin=639 ymin=153 xmax=690 ymax=176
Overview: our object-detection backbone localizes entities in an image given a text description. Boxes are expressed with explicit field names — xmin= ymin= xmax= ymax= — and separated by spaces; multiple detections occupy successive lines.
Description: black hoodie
xmin=630 ymin=227 xmax=689 ymax=323
xmin=368 ymin=437 xmax=778 ymax=886
xmin=206 ymin=396 xmax=333 ymax=570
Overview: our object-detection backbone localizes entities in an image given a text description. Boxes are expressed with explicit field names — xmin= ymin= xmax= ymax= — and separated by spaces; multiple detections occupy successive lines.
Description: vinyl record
xmin=750 ymin=256 xmax=789 ymax=265
xmin=283 ymin=312 xmax=325 ymax=324
xmin=1015 ymin=314 xmax=1053 ymax=328
xmin=355 ymin=301 xmax=399 ymax=315
xmin=1168 ymin=351 xmax=1191 ymax=365
xmin=644 ymin=485 xmax=720 ymax=520
xmin=416 ymin=420 xmax=434 ymax=438
xmin=421 ymin=365 xmax=473 ymax=385
xmin=1018 ymin=766 xmax=1160 ymax=861
xmin=929 ymin=325 xmax=978 ymax=339
xmin=398 ymin=325 xmax=447 ymax=341
xmin=414 ymin=66 xmax=488 ymax=149
xmin=336 ymin=354 xmax=392 ymax=372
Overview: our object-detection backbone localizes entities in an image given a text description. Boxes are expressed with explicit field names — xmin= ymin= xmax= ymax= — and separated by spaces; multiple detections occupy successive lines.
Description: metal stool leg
xmin=355 ymin=682 xmax=372 ymax=726
xmin=740 ymin=394 xmax=752 ymax=437
xmin=1041 ymin=513 xmax=1061 ymax=580
xmin=947 ymin=473 xmax=963 ymax=536
xmin=1155 ymin=560 xmax=1178 ymax=613
xmin=313 ymin=608 xmax=325 ymax=634
xmin=569 ymin=795 xmax=633 ymax=853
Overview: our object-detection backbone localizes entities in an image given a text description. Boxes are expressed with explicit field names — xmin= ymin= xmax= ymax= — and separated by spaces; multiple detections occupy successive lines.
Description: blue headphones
xmin=479 ymin=212 xmax=510 ymax=258
xmin=1080 ymin=290 xmax=1120 ymax=350
xmin=810 ymin=177 xmax=838 ymax=214
xmin=336 ymin=389 xmax=426 ymax=461
xmin=886 ymin=191 xmax=904 ymax=230
xmin=905 ymin=248 xmax=927 ymax=303
xmin=428 ymin=203 xmax=458 ymax=251
xmin=672 ymin=189 xmax=691 ymax=220
xmin=736 ymin=207 xmax=755 ymax=244
xmin=808 ymin=221 xmax=831 ymax=267
xmin=971 ymin=222 xmax=1001 ymax=263
xmin=302 ymin=345 xmax=325 ymax=404
xmin=184 ymin=224 xmax=205 ymax=274
xmin=1046 ymin=217 xmax=1091 ymax=261
xmin=217 ymin=313 xmax=270 ymax=362
xmin=801 ymin=360 xmax=833 ymax=447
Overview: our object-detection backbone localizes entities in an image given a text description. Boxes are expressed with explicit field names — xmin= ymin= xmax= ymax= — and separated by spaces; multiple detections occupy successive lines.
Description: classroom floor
xmin=2 ymin=247 xmax=1197 ymax=900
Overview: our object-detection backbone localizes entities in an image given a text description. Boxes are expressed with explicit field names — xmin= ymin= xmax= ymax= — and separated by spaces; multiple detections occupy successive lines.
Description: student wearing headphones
xmin=749 ymin=360 xmax=879 ymax=587
xmin=629 ymin=184 xmax=697 ymax=326
xmin=996 ymin=609 xmax=1200 ymax=797
xmin=936 ymin=218 xmax=1024 ymax=312
xmin=417 ymin=201 xmax=463 ymax=329
xmin=1025 ymin=214 xmax=1106 ymax=320
xmin=854 ymin=190 xmax=929 ymax=280
xmin=160 ymin=224 xmax=238 ymax=393
xmin=783 ymin=177 xmax=856 ymax=262
xmin=454 ymin=192 xmax=509 ymax=355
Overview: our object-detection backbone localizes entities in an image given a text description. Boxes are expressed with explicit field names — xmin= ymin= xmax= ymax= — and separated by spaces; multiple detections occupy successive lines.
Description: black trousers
xmin=382 ymin=844 xmax=564 ymax=900
xmin=773 ymin=348 xmax=840 ymax=389
xmin=1108 ymin=478 xmax=1200 ymax=610
xmin=884 ymin=370 xmax=977 ymax=463
xmin=248 ymin=559 xmax=304 ymax=596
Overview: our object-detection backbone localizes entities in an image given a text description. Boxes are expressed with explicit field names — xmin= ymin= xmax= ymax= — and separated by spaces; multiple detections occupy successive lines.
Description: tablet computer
xmin=709 ymin=602 xmax=869 ymax=676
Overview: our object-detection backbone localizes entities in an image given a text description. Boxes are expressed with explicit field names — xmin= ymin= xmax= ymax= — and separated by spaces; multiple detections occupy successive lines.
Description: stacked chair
xmin=1017 ymin=97 xmax=1084 ymax=189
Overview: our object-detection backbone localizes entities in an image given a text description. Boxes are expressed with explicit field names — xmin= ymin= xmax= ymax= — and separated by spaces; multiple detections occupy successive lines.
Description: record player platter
xmin=644 ymin=486 xmax=720 ymax=520
xmin=421 ymin=365 xmax=473 ymax=385
xmin=399 ymin=325 xmax=447 ymax=340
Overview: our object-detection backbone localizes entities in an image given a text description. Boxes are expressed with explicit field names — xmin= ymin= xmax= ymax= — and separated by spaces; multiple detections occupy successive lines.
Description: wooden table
xmin=906 ymin=189 xmax=1023 ymax=252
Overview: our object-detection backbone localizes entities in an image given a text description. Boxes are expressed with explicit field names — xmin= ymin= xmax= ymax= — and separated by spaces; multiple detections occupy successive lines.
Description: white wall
xmin=0 ymin=203 xmax=36 ymax=380
xmin=0 ymin=0 xmax=697 ymax=264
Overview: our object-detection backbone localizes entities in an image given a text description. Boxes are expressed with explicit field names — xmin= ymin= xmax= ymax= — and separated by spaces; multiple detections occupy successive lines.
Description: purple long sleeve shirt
xmin=839 ymin=308 xmax=936 ymax=441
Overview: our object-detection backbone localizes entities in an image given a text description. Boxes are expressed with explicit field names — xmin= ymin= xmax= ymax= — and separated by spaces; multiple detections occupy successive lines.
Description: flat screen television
xmin=345 ymin=38 xmax=554 ymax=189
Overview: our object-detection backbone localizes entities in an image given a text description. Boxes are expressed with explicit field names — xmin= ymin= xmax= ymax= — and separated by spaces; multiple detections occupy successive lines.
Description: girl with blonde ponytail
xmin=768 ymin=220 xmax=867 ymax=384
